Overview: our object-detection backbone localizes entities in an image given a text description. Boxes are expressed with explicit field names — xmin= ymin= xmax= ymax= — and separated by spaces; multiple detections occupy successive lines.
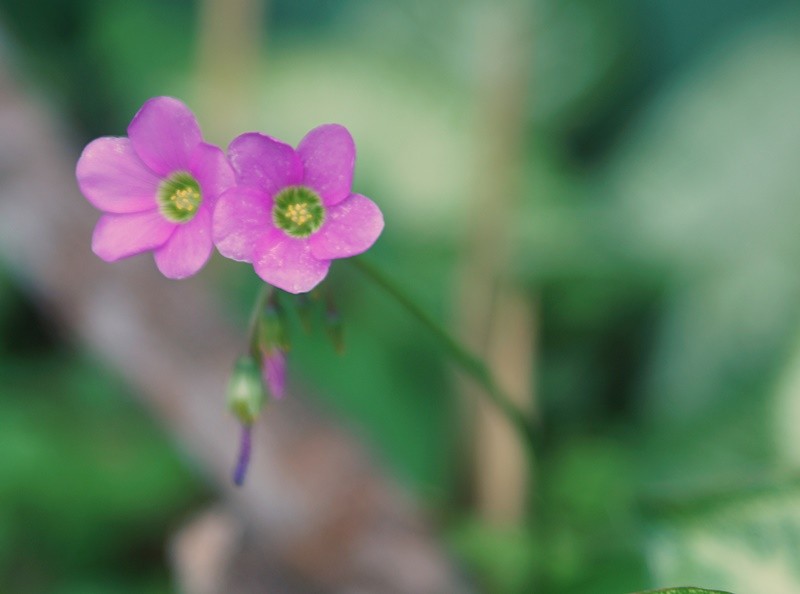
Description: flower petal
xmin=213 ymin=186 xmax=271 ymax=262
xmin=297 ymin=124 xmax=355 ymax=206
xmin=92 ymin=210 xmax=175 ymax=262
xmin=252 ymin=228 xmax=331 ymax=294
xmin=228 ymin=133 xmax=302 ymax=196
xmin=154 ymin=206 xmax=214 ymax=279
xmin=76 ymin=137 xmax=161 ymax=213
xmin=189 ymin=142 xmax=235 ymax=207
xmin=127 ymin=96 xmax=203 ymax=177
xmin=309 ymin=194 xmax=384 ymax=260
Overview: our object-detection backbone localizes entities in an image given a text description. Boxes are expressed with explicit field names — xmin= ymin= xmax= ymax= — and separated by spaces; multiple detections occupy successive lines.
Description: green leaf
xmin=634 ymin=589 xmax=733 ymax=594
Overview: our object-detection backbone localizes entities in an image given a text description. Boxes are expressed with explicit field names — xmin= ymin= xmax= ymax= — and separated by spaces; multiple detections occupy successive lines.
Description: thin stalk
xmin=246 ymin=283 xmax=273 ymax=356
xmin=351 ymin=257 xmax=540 ymax=458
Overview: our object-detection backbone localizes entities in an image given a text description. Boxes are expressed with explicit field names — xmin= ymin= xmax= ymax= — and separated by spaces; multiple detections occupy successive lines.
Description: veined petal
xmin=213 ymin=186 xmax=272 ymax=262
xmin=253 ymin=228 xmax=330 ymax=294
xmin=92 ymin=210 xmax=175 ymax=262
xmin=297 ymin=124 xmax=355 ymax=206
xmin=228 ymin=133 xmax=302 ymax=196
xmin=128 ymin=96 xmax=202 ymax=177
xmin=76 ymin=137 xmax=160 ymax=213
xmin=189 ymin=142 xmax=235 ymax=207
xmin=154 ymin=206 xmax=213 ymax=279
xmin=309 ymin=194 xmax=384 ymax=260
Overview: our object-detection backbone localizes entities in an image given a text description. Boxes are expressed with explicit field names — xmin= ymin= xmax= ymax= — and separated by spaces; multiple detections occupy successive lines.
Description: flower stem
xmin=246 ymin=283 xmax=273 ymax=357
xmin=350 ymin=257 xmax=540 ymax=458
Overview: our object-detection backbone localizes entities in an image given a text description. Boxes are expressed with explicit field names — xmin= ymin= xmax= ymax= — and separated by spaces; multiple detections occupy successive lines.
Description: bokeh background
xmin=2 ymin=0 xmax=800 ymax=592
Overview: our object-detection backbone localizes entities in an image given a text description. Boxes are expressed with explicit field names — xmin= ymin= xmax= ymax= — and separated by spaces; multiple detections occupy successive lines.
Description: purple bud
xmin=261 ymin=348 xmax=286 ymax=399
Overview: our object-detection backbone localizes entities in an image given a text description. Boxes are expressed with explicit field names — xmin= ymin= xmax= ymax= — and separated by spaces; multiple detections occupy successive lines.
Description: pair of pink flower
xmin=76 ymin=97 xmax=384 ymax=294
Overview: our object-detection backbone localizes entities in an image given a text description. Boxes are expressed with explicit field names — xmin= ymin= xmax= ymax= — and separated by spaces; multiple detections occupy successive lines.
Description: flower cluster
xmin=77 ymin=97 xmax=384 ymax=485
xmin=76 ymin=96 xmax=384 ymax=292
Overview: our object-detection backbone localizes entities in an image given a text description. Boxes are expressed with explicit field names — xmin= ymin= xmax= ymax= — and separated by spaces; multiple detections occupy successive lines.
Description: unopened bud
xmin=261 ymin=348 xmax=287 ymax=399
xmin=227 ymin=356 xmax=265 ymax=424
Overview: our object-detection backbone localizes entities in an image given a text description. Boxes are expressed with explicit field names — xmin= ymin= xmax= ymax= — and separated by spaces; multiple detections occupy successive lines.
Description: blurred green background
xmin=2 ymin=0 xmax=800 ymax=592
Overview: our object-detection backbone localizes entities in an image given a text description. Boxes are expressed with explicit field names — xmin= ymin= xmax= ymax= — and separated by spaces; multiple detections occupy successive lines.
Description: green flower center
xmin=272 ymin=186 xmax=325 ymax=238
xmin=158 ymin=172 xmax=202 ymax=223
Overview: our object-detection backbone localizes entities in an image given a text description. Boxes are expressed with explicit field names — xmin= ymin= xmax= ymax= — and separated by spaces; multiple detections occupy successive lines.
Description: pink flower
xmin=76 ymin=97 xmax=235 ymax=279
xmin=213 ymin=125 xmax=384 ymax=293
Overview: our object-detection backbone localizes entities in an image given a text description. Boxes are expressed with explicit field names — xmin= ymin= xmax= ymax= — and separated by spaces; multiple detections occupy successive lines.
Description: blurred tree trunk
xmin=455 ymin=0 xmax=536 ymax=525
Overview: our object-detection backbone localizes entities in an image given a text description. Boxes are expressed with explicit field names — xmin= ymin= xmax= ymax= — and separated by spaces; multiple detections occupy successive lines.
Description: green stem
xmin=246 ymin=283 xmax=273 ymax=357
xmin=351 ymin=257 xmax=540 ymax=457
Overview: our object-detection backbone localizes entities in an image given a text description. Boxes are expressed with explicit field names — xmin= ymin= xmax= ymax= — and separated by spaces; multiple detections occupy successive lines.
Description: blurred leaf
xmin=447 ymin=518 xmax=538 ymax=594
xmin=645 ymin=477 xmax=800 ymax=594
xmin=602 ymin=7 xmax=800 ymax=425
xmin=0 ymin=352 xmax=206 ymax=590
xmin=86 ymin=0 xmax=194 ymax=123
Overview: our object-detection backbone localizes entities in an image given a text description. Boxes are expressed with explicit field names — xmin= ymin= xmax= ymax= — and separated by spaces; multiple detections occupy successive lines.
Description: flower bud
xmin=261 ymin=348 xmax=287 ymax=399
xmin=227 ymin=355 xmax=266 ymax=424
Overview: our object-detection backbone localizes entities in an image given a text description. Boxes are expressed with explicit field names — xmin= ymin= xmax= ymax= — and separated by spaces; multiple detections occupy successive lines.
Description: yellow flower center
xmin=170 ymin=187 xmax=200 ymax=212
xmin=157 ymin=172 xmax=203 ymax=223
xmin=272 ymin=186 xmax=325 ymax=238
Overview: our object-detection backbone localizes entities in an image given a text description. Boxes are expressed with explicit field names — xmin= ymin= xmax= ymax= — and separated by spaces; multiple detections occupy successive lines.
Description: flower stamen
xmin=272 ymin=186 xmax=325 ymax=238
xmin=158 ymin=172 xmax=202 ymax=223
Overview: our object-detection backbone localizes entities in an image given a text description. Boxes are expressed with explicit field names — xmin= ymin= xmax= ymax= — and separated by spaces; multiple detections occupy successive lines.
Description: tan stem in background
xmin=195 ymin=0 xmax=265 ymax=142
xmin=456 ymin=0 xmax=535 ymax=526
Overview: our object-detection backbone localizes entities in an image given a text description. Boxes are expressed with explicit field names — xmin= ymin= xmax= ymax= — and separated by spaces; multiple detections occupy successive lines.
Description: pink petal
xmin=154 ymin=206 xmax=214 ymax=279
xmin=76 ymin=137 xmax=161 ymax=213
xmin=228 ymin=133 xmax=302 ymax=196
xmin=213 ymin=186 xmax=271 ymax=262
xmin=189 ymin=142 xmax=235 ymax=206
xmin=309 ymin=194 xmax=384 ymax=260
xmin=92 ymin=210 xmax=175 ymax=262
xmin=127 ymin=97 xmax=203 ymax=177
xmin=297 ymin=124 xmax=355 ymax=206
xmin=252 ymin=228 xmax=331 ymax=294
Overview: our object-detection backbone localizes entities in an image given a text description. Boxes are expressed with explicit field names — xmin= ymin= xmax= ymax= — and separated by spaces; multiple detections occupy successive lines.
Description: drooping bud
xmin=226 ymin=355 xmax=266 ymax=425
xmin=261 ymin=348 xmax=287 ymax=399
